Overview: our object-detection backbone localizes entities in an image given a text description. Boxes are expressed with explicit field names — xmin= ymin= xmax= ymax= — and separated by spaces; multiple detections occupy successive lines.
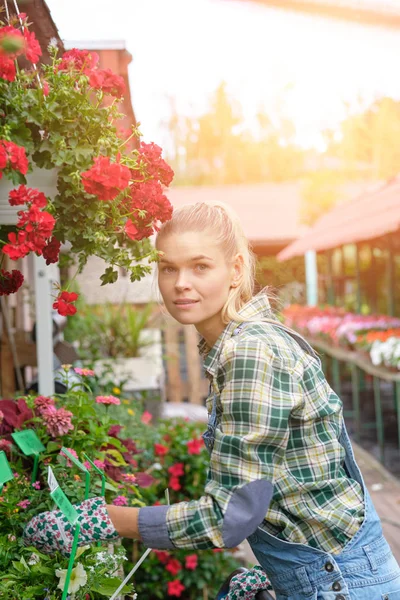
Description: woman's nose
xmin=175 ymin=272 xmax=192 ymax=291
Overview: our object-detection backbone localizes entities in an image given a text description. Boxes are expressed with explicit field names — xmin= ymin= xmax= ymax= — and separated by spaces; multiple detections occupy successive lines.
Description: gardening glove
xmin=23 ymin=496 xmax=119 ymax=556
xmin=227 ymin=566 xmax=272 ymax=600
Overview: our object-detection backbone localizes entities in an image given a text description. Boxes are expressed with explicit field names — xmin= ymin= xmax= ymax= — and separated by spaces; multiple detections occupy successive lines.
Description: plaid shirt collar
xmin=198 ymin=293 xmax=274 ymax=378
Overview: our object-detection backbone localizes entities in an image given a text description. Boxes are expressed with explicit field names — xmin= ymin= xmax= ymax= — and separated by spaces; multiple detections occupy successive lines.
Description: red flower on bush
xmin=42 ymin=236 xmax=61 ymax=265
xmin=166 ymin=558 xmax=182 ymax=576
xmin=23 ymin=29 xmax=42 ymax=64
xmin=168 ymin=463 xmax=184 ymax=477
xmin=154 ymin=443 xmax=168 ymax=457
xmin=58 ymin=48 xmax=99 ymax=74
xmin=0 ymin=26 xmax=24 ymax=59
xmin=0 ymin=56 xmax=15 ymax=81
xmin=137 ymin=142 xmax=174 ymax=187
xmin=89 ymin=68 xmax=126 ymax=98
xmin=187 ymin=437 xmax=204 ymax=455
xmin=81 ymin=156 xmax=131 ymax=201
xmin=167 ymin=580 xmax=185 ymax=597
xmin=168 ymin=476 xmax=181 ymax=492
xmin=0 ymin=140 xmax=28 ymax=177
xmin=53 ymin=290 xmax=79 ymax=316
xmin=2 ymin=230 xmax=30 ymax=260
xmin=154 ymin=550 xmax=170 ymax=564
xmin=9 ymin=185 xmax=47 ymax=208
xmin=0 ymin=269 xmax=24 ymax=296
xmin=185 ymin=554 xmax=198 ymax=570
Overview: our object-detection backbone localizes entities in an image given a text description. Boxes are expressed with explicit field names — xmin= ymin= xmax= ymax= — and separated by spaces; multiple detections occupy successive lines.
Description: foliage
xmin=64 ymin=300 xmax=157 ymax=360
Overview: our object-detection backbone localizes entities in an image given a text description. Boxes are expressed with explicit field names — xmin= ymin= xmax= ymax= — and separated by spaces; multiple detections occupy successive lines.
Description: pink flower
xmin=74 ymin=367 xmax=95 ymax=376
xmin=95 ymin=395 xmax=120 ymax=406
xmin=34 ymin=395 xmax=55 ymax=415
xmin=122 ymin=473 xmax=136 ymax=483
xmin=17 ymin=499 xmax=30 ymax=509
xmin=113 ymin=495 xmax=128 ymax=506
xmin=93 ymin=459 xmax=105 ymax=470
xmin=0 ymin=439 xmax=12 ymax=454
xmin=141 ymin=411 xmax=152 ymax=424
xmin=0 ymin=410 xmax=3 ymax=424
xmin=32 ymin=481 xmax=41 ymax=490
xmin=60 ymin=447 xmax=78 ymax=466
xmin=42 ymin=407 xmax=74 ymax=437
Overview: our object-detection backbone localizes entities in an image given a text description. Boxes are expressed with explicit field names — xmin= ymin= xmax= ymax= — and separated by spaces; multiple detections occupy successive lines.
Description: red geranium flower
xmin=0 ymin=140 xmax=28 ymax=176
xmin=89 ymin=68 xmax=126 ymax=98
xmin=154 ymin=550 xmax=170 ymax=564
xmin=166 ymin=558 xmax=182 ymax=577
xmin=167 ymin=580 xmax=185 ymax=598
xmin=168 ymin=463 xmax=184 ymax=477
xmin=2 ymin=230 xmax=30 ymax=260
xmin=53 ymin=291 xmax=79 ymax=317
xmin=187 ymin=437 xmax=204 ymax=455
xmin=137 ymin=142 xmax=174 ymax=187
xmin=154 ymin=443 xmax=168 ymax=457
xmin=0 ymin=55 xmax=15 ymax=81
xmin=185 ymin=554 xmax=198 ymax=570
xmin=0 ymin=269 xmax=24 ymax=296
xmin=23 ymin=29 xmax=42 ymax=64
xmin=168 ymin=476 xmax=181 ymax=491
xmin=58 ymin=48 xmax=99 ymax=74
xmin=81 ymin=156 xmax=131 ymax=201
xmin=9 ymin=185 xmax=47 ymax=208
xmin=42 ymin=236 xmax=61 ymax=265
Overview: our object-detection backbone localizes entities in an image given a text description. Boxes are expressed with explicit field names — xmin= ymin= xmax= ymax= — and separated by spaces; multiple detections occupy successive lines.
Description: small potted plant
xmin=0 ymin=11 xmax=173 ymax=314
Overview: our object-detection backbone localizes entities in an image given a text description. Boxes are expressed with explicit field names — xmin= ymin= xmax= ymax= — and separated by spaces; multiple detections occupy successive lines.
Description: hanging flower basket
xmin=0 ymin=11 xmax=174 ymax=313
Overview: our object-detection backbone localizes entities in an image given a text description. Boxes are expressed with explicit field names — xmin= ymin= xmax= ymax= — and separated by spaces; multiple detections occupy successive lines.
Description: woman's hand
xmin=23 ymin=496 xmax=120 ymax=556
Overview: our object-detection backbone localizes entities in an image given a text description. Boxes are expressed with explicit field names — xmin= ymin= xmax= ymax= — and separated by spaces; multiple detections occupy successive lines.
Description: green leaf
xmin=91 ymin=576 xmax=132 ymax=596
xmin=100 ymin=267 xmax=118 ymax=286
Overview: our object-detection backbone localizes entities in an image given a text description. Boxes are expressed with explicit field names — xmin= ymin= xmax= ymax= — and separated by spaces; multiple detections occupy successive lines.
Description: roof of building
xmin=277 ymin=178 xmax=400 ymax=260
xmin=167 ymin=181 xmax=374 ymax=247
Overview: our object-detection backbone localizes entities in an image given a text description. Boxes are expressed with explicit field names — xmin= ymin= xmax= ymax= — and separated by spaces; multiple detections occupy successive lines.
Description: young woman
xmin=24 ymin=202 xmax=400 ymax=599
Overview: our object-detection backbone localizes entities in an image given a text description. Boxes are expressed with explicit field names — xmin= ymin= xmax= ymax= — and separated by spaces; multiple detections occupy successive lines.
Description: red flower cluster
xmin=57 ymin=48 xmax=99 ymax=74
xmin=2 ymin=185 xmax=56 ymax=261
xmin=154 ymin=443 xmax=168 ymax=457
xmin=168 ymin=462 xmax=185 ymax=492
xmin=187 ymin=437 xmax=205 ymax=455
xmin=0 ymin=269 xmax=24 ymax=296
xmin=53 ymin=291 xmax=79 ymax=317
xmin=125 ymin=179 xmax=173 ymax=241
xmin=0 ymin=140 xmax=29 ymax=179
xmin=167 ymin=580 xmax=186 ymax=597
xmin=89 ymin=68 xmax=126 ymax=98
xmin=81 ymin=156 xmax=131 ymax=201
xmin=154 ymin=550 xmax=198 ymax=596
xmin=0 ymin=24 xmax=42 ymax=81
xmin=42 ymin=236 xmax=61 ymax=265
xmin=137 ymin=142 xmax=174 ymax=187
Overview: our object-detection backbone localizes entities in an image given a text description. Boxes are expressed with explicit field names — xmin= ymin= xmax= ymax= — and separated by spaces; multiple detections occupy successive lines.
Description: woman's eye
xmin=161 ymin=266 xmax=175 ymax=274
xmin=195 ymin=264 xmax=208 ymax=271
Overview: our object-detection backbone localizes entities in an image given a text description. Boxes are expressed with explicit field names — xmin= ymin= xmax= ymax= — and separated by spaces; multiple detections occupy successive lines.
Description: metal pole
xmin=373 ymin=376 xmax=384 ymax=464
xmin=33 ymin=255 xmax=55 ymax=396
xmin=305 ymin=250 xmax=318 ymax=306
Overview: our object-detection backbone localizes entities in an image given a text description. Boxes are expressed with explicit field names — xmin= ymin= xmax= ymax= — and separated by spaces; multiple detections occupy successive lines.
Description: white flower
xmin=56 ymin=562 xmax=87 ymax=594
xmin=152 ymin=462 xmax=163 ymax=471
xmin=27 ymin=553 xmax=40 ymax=565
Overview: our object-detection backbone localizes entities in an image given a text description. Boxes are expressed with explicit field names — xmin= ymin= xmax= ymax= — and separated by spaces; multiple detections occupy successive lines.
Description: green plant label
xmin=12 ymin=430 xmax=45 ymax=456
xmin=51 ymin=487 xmax=79 ymax=525
xmin=11 ymin=429 xmax=45 ymax=456
xmin=61 ymin=447 xmax=88 ymax=472
xmin=0 ymin=451 xmax=13 ymax=485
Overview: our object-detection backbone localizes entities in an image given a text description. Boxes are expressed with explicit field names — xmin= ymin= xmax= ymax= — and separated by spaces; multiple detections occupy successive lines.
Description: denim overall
xmin=202 ymin=322 xmax=400 ymax=600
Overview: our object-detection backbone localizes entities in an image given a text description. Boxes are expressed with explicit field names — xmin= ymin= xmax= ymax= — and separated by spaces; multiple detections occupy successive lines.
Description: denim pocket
xmin=382 ymin=590 xmax=400 ymax=599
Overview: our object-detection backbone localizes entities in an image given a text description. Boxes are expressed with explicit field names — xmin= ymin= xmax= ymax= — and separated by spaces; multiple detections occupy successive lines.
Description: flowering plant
xmin=0 ymin=12 xmax=173 ymax=314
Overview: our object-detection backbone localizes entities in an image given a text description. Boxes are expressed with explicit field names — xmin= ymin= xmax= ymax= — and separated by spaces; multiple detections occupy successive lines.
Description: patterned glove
xmin=227 ymin=566 xmax=272 ymax=600
xmin=23 ymin=496 xmax=119 ymax=556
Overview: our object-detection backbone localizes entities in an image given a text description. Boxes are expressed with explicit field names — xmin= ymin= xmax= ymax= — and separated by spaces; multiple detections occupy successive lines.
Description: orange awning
xmin=277 ymin=178 xmax=400 ymax=261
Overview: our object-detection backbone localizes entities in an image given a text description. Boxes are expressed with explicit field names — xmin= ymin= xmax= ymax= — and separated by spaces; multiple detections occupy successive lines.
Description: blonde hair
xmin=155 ymin=201 xmax=257 ymax=324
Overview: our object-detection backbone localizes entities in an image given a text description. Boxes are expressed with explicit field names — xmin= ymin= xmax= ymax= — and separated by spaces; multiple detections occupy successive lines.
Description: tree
xmin=165 ymin=82 xmax=306 ymax=185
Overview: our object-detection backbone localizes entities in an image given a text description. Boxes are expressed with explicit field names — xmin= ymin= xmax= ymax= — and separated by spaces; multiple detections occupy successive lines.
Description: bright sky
xmin=45 ymin=0 xmax=400 ymax=150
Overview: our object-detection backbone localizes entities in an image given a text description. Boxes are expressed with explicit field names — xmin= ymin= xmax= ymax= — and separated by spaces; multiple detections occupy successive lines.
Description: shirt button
xmin=332 ymin=581 xmax=342 ymax=591
xmin=324 ymin=562 xmax=334 ymax=572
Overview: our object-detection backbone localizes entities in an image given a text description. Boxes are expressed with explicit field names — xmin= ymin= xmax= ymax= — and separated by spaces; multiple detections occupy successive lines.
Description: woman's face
xmin=157 ymin=230 xmax=241 ymax=341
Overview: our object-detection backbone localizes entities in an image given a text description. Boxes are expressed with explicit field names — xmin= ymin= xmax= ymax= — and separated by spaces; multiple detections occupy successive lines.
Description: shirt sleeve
xmin=138 ymin=334 xmax=303 ymax=550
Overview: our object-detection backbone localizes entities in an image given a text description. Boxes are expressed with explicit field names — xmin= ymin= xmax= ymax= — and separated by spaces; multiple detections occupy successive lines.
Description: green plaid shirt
xmin=164 ymin=295 xmax=364 ymax=553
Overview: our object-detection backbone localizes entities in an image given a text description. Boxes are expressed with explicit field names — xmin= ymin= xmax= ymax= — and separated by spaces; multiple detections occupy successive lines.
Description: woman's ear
xmin=231 ymin=253 xmax=244 ymax=286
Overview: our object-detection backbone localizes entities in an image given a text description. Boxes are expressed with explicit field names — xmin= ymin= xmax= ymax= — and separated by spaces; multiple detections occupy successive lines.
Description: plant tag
xmin=61 ymin=447 xmax=88 ymax=472
xmin=12 ymin=430 xmax=45 ymax=456
xmin=48 ymin=467 xmax=78 ymax=525
xmin=47 ymin=466 xmax=59 ymax=493
xmin=0 ymin=451 xmax=13 ymax=486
